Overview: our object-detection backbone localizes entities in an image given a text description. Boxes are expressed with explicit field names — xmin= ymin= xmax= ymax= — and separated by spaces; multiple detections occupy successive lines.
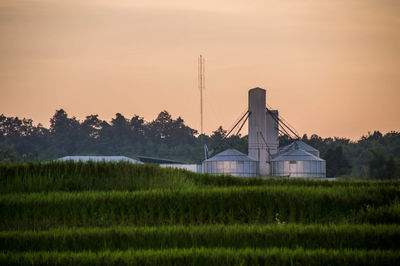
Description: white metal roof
xmin=205 ymin=149 xmax=256 ymax=162
xmin=279 ymin=141 xmax=319 ymax=155
xmin=273 ymin=148 xmax=324 ymax=162
xmin=57 ymin=156 xmax=143 ymax=164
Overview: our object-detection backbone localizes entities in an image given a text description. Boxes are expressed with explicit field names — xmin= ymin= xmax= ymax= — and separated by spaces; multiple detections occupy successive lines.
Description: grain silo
xmin=248 ymin=88 xmax=279 ymax=176
xmin=248 ymin=88 xmax=268 ymax=175
xmin=202 ymin=87 xmax=326 ymax=178
xmin=202 ymin=149 xmax=258 ymax=177
xmin=272 ymin=143 xmax=326 ymax=178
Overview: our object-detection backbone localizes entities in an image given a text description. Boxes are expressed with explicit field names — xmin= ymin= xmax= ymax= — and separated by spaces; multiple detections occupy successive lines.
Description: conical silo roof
xmin=273 ymin=148 xmax=324 ymax=162
xmin=279 ymin=140 xmax=319 ymax=157
xmin=205 ymin=149 xmax=256 ymax=162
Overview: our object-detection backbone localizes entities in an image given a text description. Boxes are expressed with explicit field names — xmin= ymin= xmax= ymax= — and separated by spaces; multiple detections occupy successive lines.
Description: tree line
xmin=0 ymin=110 xmax=399 ymax=179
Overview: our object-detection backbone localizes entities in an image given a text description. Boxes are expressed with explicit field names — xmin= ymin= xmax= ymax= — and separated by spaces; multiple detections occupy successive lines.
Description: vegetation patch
xmin=0 ymin=162 xmax=399 ymax=264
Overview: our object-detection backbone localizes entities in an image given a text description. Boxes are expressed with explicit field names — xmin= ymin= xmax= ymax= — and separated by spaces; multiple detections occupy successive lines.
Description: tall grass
xmin=1 ymin=162 xmax=400 ymax=264
xmin=1 ymin=224 xmax=399 ymax=252
xmin=1 ymin=161 xmax=399 ymax=193
xmin=1 ymin=186 xmax=399 ymax=230
xmin=0 ymin=162 xmax=198 ymax=193
xmin=1 ymin=248 xmax=399 ymax=266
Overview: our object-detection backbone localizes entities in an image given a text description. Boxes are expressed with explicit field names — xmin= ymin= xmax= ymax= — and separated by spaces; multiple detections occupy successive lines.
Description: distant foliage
xmin=0 ymin=111 xmax=399 ymax=178
xmin=368 ymin=149 xmax=398 ymax=180
xmin=322 ymin=146 xmax=351 ymax=177
xmin=0 ymin=110 xmax=247 ymax=163
xmin=300 ymin=131 xmax=400 ymax=179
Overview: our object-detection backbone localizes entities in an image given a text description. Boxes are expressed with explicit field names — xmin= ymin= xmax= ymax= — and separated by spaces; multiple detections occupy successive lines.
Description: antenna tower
xmin=198 ymin=55 xmax=205 ymax=135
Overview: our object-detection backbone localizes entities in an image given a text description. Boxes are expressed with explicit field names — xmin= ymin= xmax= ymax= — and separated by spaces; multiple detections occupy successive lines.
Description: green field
xmin=1 ymin=162 xmax=400 ymax=265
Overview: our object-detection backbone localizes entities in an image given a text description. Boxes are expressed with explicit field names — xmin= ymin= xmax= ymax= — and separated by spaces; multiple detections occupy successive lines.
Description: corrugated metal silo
xmin=272 ymin=144 xmax=326 ymax=178
xmin=203 ymin=149 xmax=258 ymax=177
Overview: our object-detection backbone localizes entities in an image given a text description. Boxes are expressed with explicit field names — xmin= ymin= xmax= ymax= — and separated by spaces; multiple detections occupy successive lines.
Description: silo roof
xmin=280 ymin=140 xmax=319 ymax=154
xmin=205 ymin=149 xmax=256 ymax=162
xmin=273 ymin=148 xmax=324 ymax=162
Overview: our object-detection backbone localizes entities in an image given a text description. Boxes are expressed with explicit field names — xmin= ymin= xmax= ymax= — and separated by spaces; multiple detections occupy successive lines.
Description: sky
xmin=0 ymin=0 xmax=399 ymax=140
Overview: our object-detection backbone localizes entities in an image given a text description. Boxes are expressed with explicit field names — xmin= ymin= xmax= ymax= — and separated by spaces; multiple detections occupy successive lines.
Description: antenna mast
xmin=198 ymin=55 xmax=205 ymax=135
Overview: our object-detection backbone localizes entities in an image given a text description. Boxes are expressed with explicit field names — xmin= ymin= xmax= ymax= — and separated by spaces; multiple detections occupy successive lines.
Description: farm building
xmin=57 ymin=156 xmax=143 ymax=164
xmin=203 ymin=87 xmax=326 ymax=178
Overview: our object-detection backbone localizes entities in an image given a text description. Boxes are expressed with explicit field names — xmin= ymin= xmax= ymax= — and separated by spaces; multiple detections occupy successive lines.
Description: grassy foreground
xmin=1 ymin=186 xmax=400 ymax=230
xmin=2 ymin=248 xmax=399 ymax=266
xmin=1 ymin=224 xmax=399 ymax=251
xmin=1 ymin=162 xmax=400 ymax=265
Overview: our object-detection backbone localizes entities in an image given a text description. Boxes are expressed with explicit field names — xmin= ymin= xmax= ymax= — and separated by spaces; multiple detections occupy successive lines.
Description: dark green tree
xmin=323 ymin=146 xmax=351 ymax=177
xmin=0 ymin=147 xmax=19 ymax=163
xmin=48 ymin=109 xmax=81 ymax=157
xmin=0 ymin=110 xmax=399 ymax=173
xmin=368 ymin=149 xmax=398 ymax=179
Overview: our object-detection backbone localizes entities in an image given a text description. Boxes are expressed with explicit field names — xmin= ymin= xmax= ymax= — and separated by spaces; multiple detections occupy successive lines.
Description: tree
xmin=147 ymin=111 xmax=197 ymax=147
xmin=209 ymin=126 xmax=228 ymax=154
xmin=368 ymin=149 xmax=398 ymax=179
xmin=50 ymin=109 xmax=79 ymax=134
xmin=170 ymin=116 xmax=197 ymax=146
xmin=48 ymin=109 xmax=81 ymax=157
xmin=147 ymin=111 xmax=174 ymax=143
xmin=81 ymin=115 xmax=102 ymax=139
xmin=0 ymin=147 xmax=19 ymax=163
xmin=1 ymin=110 xmax=399 ymax=172
xmin=323 ymin=146 xmax=351 ymax=177
xmin=130 ymin=115 xmax=145 ymax=141
xmin=279 ymin=135 xmax=292 ymax=147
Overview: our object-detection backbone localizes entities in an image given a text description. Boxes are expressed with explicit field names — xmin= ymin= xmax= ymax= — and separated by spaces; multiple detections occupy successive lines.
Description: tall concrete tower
xmin=248 ymin=88 xmax=268 ymax=176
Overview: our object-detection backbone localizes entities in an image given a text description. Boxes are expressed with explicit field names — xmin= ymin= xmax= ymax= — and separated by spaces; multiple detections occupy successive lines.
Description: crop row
xmin=1 ymin=161 xmax=399 ymax=193
xmin=1 ymin=187 xmax=399 ymax=230
xmin=1 ymin=224 xmax=399 ymax=252
xmin=1 ymin=248 xmax=399 ymax=266
xmin=0 ymin=162 xmax=198 ymax=193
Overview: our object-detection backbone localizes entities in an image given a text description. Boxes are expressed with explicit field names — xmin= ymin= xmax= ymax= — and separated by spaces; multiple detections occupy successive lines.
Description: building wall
xmin=202 ymin=160 xmax=258 ymax=177
xmin=272 ymin=160 xmax=326 ymax=178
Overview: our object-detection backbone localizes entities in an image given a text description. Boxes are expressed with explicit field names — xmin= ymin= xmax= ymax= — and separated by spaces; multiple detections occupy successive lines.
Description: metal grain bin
xmin=272 ymin=146 xmax=326 ymax=178
xmin=202 ymin=149 xmax=258 ymax=177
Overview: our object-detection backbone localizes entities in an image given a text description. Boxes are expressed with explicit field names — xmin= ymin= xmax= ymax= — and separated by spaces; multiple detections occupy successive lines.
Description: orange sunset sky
xmin=0 ymin=0 xmax=399 ymax=140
